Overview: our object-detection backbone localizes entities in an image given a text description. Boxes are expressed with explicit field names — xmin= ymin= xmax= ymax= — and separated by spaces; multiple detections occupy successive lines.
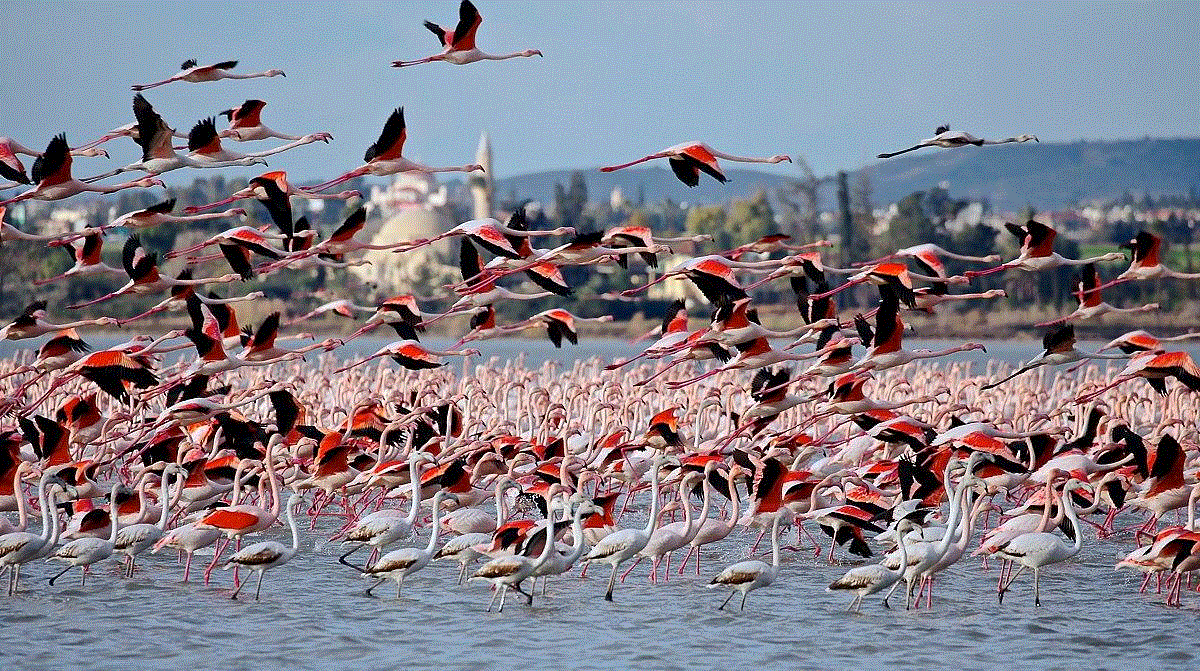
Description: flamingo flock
xmin=2 ymin=0 xmax=1199 ymax=620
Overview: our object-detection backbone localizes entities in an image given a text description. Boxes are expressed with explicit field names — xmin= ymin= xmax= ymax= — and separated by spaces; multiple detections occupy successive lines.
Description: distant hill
xmin=861 ymin=137 xmax=1200 ymax=210
xmin=495 ymin=137 xmax=1200 ymax=212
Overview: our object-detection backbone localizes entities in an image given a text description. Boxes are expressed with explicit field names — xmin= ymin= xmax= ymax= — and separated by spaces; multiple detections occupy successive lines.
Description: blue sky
xmin=5 ymin=1 xmax=1197 ymax=184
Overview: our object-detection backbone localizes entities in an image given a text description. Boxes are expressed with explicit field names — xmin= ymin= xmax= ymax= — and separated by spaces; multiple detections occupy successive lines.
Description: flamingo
xmin=81 ymin=95 xmax=269 ymax=183
xmin=218 ymin=99 xmax=332 ymax=143
xmin=305 ymin=107 xmax=482 ymax=193
xmin=498 ymin=309 xmax=613 ymax=347
xmin=1 ymin=136 xmax=108 ymax=185
xmin=47 ymin=482 xmax=124 ymax=587
xmin=392 ymin=0 xmax=542 ymax=68
xmin=334 ymin=341 xmax=479 ymax=374
xmin=1097 ymin=329 xmax=1200 ymax=355
xmin=36 ymin=232 xmax=127 ymax=286
xmin=340 ymin=452 xmax=435 ymax=569
xmin=982 ymin=324 xmax=1127 ymax=390
xmin=179 ymin=117 xmax=329 ymax=167
xmin=0 ymin=134 xmax=164 ymax=206
xmin=58 ymin=198 xmax=247 ymax=241
xmin=828 ymin=519 xmax=912 ymax=612
xmin=877 ymin=125 xmax=1038 ymax=158
xmin=1076 ymin=349 xmax=1200 ymax=401
xmin=1038 ymin=262 xmax=1159 ymax=326
xmin=996 ymin=478 xmax=1088 ymax=606
xmin=1090 ymin=230 xmax=1200 ymax=293
xmin=584 ymin=452 xmax=669 ymax=601
xmin=114 ymin=465 xmax=183 ymax=577
xmin=0 ymin=472 xmax=70 ymax=595
xmin=966 ymin=219 xmax=1125 ymax=278
xmin=602 ymin=142 xmax=791 ymax=187
xmin=708 ymin=512 xmax=782 ymax=610
xmin=0 ymin=300 xmax=117 ymax=341
xmin=361 ymin=490 xmax=453 ymax=598
xmin=184 ymin=170 xmax=359 ymax=215
xmin=223 ymin=493 xmax=303 ymax=600
xmin=131 ymin=59 xmax=284 ymax=90
xmin=851 ymin=289 xmax=985 ymax=372
xmin=472 ymin=497 xmax=592 ymax=611
xmin=65 ymin=235 xmax=242 ymax=310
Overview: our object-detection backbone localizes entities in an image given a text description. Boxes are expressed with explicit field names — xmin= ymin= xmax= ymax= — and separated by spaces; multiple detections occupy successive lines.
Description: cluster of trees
xmin=5 ymin=167 xmax=1198 ymax=325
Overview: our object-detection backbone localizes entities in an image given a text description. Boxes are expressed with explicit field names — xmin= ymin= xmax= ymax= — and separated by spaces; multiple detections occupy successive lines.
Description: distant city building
xmin=471 ymin=132 xmax=493 ymax=220
xmin=351 ymin=171 xmax=456 ymax=292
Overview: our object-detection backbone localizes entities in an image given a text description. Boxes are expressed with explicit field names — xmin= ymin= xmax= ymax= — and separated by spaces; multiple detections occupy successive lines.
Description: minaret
xmin=471 ymin=132 xmax=494 ymax=219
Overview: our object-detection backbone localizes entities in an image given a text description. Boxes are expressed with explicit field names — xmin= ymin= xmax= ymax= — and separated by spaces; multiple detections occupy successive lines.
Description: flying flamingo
xmin=391 ymin=0 xmax=542 ymax=68
xmin=1088 ymin=230 xmax=1200 ymax=294
xmin=602 ymin=225 xmax=712 ymax=268
xmin=404 ymin=212 xmax=574 ymax=260
xmin=966 ymin=219 xmax=1125 ymax=278
xmin=66 ymin=235 xmax=242 ymax=310
xmin=860 ymin=242 xmax=1000 ymax=267
xmin=0 ymin=300 xmax=117 ymax=340
xmin=1 ymin=136 xmax=108 ymax=185
xmin=877 ymin=125 xmax=1038 ymax=158
xmin=498 ymin=308 xmax=614 ymax=347
xmin=621 ymin=255 xmax=781 ymax=303
xmin=305 ymin=107 xmax=482 ymax=193
xmin=217 ymin=99 xmax=333 ymax=143
xmin=1097 ymin=329 xmax=1200 ymax=355
xmin=601 ymin=142 xmax=791 ymax=187
xmin=333 ymin=341 xmax=479 ymax=374
xmin=345 ymin=295 xmax=427 ymax=340
xmin=116 ymin=273 xmax=264 ymax=325
xmin=81 ymin=95 xmax=269 ymax=183
xmin=131 ymin=59 xmax=285 ymax=90
xmin=179 ymin=117 xmax=329 ymax=166
xmin=0 ymin=134 xmax=163 ymax=206
xmin=1076 ymin=349 xmax=1200 ymax=401
xmin=1037 ymin=262 xmax=1159 ymax=327
xmin=35 ymin=232 xmax=125 ymax=285
xmin=57 ymin=198 xmax=247 ymax=242
xmin=981 ymin=324 xmax=1127 ymax=390
xmin=851 ymin=288 xmax=985 ymax=372
xmin=184 ymin=170 xmax=359 ymax=215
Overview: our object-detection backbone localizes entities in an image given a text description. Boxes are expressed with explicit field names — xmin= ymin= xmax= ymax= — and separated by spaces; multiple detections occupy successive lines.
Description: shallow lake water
xmin=2 ymin=336 xmax=1199 ymax=670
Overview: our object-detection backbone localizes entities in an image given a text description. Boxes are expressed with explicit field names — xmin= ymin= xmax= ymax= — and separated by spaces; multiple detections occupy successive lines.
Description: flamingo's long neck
xmin=768 ymin=513 xmax=782 ymax=568
xmin=425 ymin=493 xmax=445 ymax=553
xmin=286 ymin=496 xmax=300 ymax=551
xmin=107 ymin=485 xmax=123 ymax=544
xmin=726 ymin=473 xmax=741 ymax=527
xmin=405 ymin=456 xmax=423 ymax=526
xmin=687 ymin=475 xmax=711 ymax=541
xmin=35 ymin=474 xmax=54 ymax=543
xmin=643 ymin=459 xmax=662 ymax=535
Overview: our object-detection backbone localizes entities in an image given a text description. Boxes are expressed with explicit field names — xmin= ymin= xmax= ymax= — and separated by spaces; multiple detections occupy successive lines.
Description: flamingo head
xmin=524 ymin=49 xmax=543 ymax=58
xmin=265 ymin=70 xmax=286 ymax=78
xmin=769 ymin=155 xmax=792 ymax=164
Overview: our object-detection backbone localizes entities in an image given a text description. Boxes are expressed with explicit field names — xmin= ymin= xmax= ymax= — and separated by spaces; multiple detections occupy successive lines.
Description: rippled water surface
xmin=4 ymin=337 xmax=1200 ymax=670
xmin=1 ymin=508 xmax=1196 ymax=671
